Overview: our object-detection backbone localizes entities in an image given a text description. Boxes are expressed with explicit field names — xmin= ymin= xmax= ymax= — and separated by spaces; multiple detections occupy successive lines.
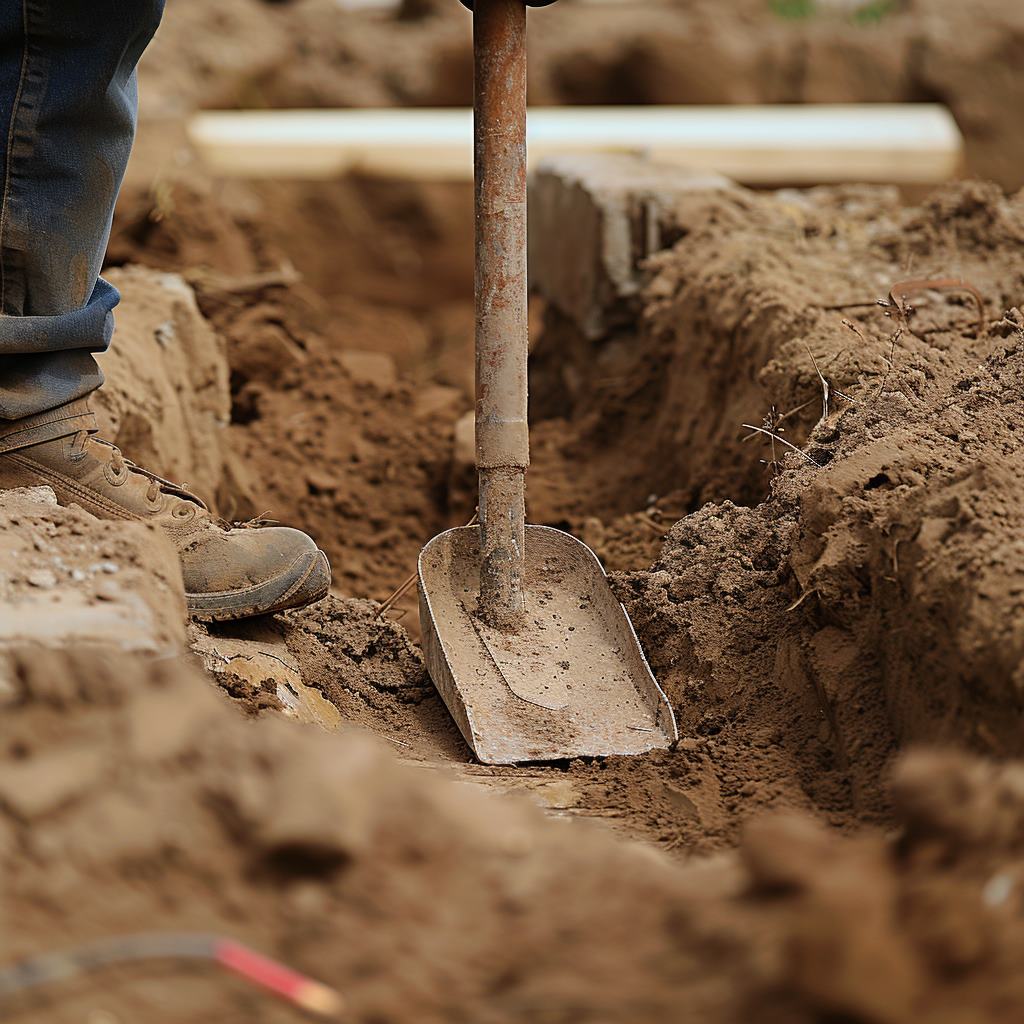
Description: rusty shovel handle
xmin=474 ymin=0 xmax=529 ymax=631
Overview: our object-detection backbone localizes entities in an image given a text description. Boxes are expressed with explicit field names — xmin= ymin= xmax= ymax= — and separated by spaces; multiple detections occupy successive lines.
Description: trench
xmin=107 ymin=167 xmax=830 ymax=854
xmin=108 ymin=173 xmax=727 ymax=612
xmin=8 ymin=8 xmax=1023 ymax=1017
xmin=112 ymin=164 xmax=1018 ymax=855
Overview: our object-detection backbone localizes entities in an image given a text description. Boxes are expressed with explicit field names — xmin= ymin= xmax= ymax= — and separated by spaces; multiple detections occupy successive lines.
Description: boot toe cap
xmin=184 ymin=526 xmax=332 ymax=621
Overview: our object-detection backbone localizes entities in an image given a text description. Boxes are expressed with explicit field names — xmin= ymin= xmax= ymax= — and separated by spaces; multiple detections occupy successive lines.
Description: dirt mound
xmin=95 ymin=266 xmax=233 ymax=508
xmin=0 ymin=644 xmax=723 ymax=1024
xmin=608 ymin=182 xmax=1024 ymax=826
xmin=736 ymin=749 xmax=1024 ymax=1024
xmin=193 ymin=594 xmax=457 ymax=758
xmin=108 ymin=174 xmax=472 ymax=610
xmin=4 ymin=643 xmax=1024 ymax=1024
xmin=0 ymin=487 xmax=185 ymax=655
xmin=278 ymin=596 xmax=460 ymax=756
xmin=531 ymin=180 xmax=1024 ymax=520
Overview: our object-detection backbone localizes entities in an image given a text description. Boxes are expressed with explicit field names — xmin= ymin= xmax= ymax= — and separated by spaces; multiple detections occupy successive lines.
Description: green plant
xmin=769 ymin=0 xmax=815 ymax=19
xmin=852 ymin=0 xmax=899 ymax=23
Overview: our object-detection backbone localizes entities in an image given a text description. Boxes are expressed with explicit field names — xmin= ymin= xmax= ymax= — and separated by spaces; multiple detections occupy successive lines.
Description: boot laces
xmin=88 ymin=434 xmax=206 ymax=510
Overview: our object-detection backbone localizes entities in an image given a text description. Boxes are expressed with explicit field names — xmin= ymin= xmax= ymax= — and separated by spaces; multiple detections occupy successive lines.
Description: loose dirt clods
xmin=5 ymin=647 xmax=1024 ymax=1023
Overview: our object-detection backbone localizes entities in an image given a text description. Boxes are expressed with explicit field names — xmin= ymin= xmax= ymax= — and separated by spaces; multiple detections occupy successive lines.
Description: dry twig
xmin=741 ymin=421 xmax=822 ymax=468
xmin=787 ymin=588 xmax=818 ymax=612
xmin=378 ymin=511 xmax=479 ymax=618
xmin=879 ymin=276 xmax=986 ymax=335
xmin=870 ymin=325 xmax=903 ymax=400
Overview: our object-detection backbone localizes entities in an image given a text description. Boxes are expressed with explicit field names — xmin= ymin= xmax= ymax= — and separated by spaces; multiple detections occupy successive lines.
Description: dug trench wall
xmin=532 ymin=157 xmax=1024 ymax=822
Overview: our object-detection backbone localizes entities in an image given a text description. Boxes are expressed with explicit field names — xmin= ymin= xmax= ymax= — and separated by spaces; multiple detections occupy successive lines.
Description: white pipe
xmin=188 ymin=104 xmax=963 ymax=185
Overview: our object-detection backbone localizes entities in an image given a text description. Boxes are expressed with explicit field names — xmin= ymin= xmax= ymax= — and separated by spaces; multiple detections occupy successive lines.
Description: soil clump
xmin=4 ymin=644 xmax=1024 ymax=1024
xmin=0 ymin=488 xmax=185 ymax=656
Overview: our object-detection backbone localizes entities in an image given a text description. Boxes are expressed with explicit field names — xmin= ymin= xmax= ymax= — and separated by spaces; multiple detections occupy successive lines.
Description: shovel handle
xmin=474 ymin=0 xmax=529 ymax=630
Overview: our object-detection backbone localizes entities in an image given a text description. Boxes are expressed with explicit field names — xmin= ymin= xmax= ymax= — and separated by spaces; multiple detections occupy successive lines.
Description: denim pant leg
xmin=0 ymin=0 xmax=164 ymax=420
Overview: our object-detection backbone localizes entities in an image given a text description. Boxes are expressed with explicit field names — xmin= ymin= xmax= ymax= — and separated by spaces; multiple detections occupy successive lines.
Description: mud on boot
xmin=0 ymin=399 xmax=331 ymax=621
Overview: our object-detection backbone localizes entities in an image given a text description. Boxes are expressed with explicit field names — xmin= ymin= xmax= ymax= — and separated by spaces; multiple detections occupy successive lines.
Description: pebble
xmin=154 ymin=320 xmax=175 ymax=348
xmin=983 ymin=873 xmax=1014 ymax=907
xmin=26 ymin=569 xmax=58 ymax=589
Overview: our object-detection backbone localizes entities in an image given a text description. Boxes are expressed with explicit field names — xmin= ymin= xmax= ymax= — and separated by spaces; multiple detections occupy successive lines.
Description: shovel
xmin=418 ymin=0 xmax=678 ymax=765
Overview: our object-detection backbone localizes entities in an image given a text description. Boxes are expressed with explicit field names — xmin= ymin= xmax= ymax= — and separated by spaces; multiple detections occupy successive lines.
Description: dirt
xmin=107 ymin=174 xmax=472 ymax=609
xmin=102 ymin=168 xmax=662 ymax=622
xmin=5 ymin=4 xmax=1024 ymax=1020
xmin=540 ymin=177 xmax=1024 ymax=841
xmin=0 ymin=644 xmax=707 ymax=1024
xmin=0 ymin=486 xmax=186 ymax=655
xmin=94 ymin=266 xmax=233 ymax=507
xmin=5 ymin=645 xmax=1024 ymax=1023
xmin=530 ymin=180 xmax=1022 ymax=515
xmin=98 ymin=137 xmax=1024 ymax=850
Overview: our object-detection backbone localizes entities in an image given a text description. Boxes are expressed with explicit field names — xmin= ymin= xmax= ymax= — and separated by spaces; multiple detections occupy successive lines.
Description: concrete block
xmin=528 ymin=153 xmax=730 ymax=338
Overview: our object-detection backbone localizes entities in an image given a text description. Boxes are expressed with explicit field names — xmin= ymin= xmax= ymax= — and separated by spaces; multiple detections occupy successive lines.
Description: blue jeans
xmin=0 ymin=0 xmax=164 ymax=420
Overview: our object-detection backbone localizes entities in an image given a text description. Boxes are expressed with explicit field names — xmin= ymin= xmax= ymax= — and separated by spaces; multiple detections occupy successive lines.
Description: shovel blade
xmin=418 ymin=525 xmax=678 ymax=764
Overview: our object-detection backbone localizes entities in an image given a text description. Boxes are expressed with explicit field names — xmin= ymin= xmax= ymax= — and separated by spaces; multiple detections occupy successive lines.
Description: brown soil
xmin=107 ymin=174 xmax=473 ymax=612
xmin=5 ymin=646 xmax=1024 ymax=1024
xmin=0 ymin=486 xmax=186 ymax=655
xmin=97 ymin=132 xmax=1024 ymax=843
xmin=103 ymin=157 xmax=1024 ymax=859
xmin=546 ymin=178 xmax=1024 ymax=841
xmin=5 ymin=5 xmax=1024 ymax=1021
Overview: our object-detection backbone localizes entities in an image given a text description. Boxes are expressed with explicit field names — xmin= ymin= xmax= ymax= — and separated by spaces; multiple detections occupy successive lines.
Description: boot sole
xmin=187 ymin=549 xmax=331 ymax=622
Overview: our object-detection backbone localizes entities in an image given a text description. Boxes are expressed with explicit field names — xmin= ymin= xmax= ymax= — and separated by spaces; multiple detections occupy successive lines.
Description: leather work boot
xmin=0 ymin=399 xmax=331 ymax=621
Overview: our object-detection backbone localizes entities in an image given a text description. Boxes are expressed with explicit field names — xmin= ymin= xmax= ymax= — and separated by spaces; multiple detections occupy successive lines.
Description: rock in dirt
xmin=529 ymin=154 xmax=732 ymax=339
xmin=190 ymin=621 xmax=342 ymax=729
xmin=0 ymin=487 xmax=186 ymax=655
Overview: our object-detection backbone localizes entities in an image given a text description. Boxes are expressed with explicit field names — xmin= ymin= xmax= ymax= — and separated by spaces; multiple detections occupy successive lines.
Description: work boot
xmin=0 ymin=399 xmax=331 ymax=621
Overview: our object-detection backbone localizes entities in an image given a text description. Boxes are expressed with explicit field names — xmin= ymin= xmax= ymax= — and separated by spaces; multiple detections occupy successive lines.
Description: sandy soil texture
xmin=3 ymin=4 xmax=1024 ymax=1021
xmin=4 ymin=646 xmax=1024 ymax=1023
